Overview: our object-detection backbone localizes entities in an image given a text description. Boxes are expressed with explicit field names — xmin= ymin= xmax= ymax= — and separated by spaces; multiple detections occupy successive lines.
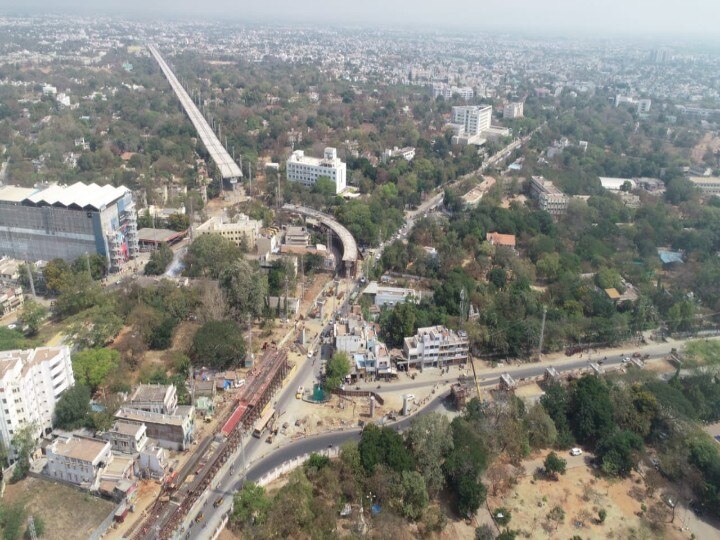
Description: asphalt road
xmin=181 ymin=338 xmax=680 ymax=537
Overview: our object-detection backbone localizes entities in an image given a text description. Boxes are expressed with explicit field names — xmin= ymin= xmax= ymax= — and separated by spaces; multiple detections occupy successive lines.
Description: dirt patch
xmin=3 ymin=476 xmax=115 ymax=539
xmin=486 ymin=450 xmax=686 ymax=540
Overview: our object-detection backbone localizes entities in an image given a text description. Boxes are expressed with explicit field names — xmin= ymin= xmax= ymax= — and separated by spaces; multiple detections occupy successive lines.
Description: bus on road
xmin=252 ymin=407 xmax=276 ymax=438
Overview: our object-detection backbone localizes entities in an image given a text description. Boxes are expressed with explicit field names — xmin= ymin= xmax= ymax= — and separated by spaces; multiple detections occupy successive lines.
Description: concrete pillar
xmin=402 ymin=395 xmax=410 ymax=416
xmin=369 ymin=396 xmax=376 ymax=418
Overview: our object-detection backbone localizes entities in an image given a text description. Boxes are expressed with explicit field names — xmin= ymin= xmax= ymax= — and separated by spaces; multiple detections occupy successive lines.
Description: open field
xmin=484 ymin=450 xmax=687 ymax=540
xmin=3 ymin=476 xmax=115 ymax=539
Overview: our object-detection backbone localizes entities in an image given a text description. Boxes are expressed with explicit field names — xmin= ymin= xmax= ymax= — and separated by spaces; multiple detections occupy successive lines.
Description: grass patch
xmin=683 ymin=339 xmax=720 ymax=368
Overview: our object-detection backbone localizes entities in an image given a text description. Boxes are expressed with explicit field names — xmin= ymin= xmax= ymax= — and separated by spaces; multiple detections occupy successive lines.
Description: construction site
xmin=126 ymin=347 xmax=290 ymax=539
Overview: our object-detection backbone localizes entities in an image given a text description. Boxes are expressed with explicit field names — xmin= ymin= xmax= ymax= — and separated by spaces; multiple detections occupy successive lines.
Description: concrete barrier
xmin=256 ymin=447 xmax=340 ymax=487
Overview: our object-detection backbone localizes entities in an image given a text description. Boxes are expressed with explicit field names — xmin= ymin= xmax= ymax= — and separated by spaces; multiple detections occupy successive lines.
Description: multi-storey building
xmin=431 ymin=83 xmax=474 ymax=100
xmin=688 ymin=176 xmax=720 ymax=197
xmin=102 ymin=420 xmax=148 ymax=454
xmin=0 ymin=346 xmax=74 ymax=457
xmin=503 ymin=102 xmax=524 ymax=119
xmin=128 ymin=384 xmax=178 ymax=415
xmin=45 ymin=436 xmax=113 ymax=489
xmin=0 ymin=284 xmax=23 ymax=317
xmin=402 ymin=326 xmax=469 ymax=369
xmin=0 ymin=182 xmax=138 ymax=272
xmin=286 ymin=147 xmax=347 ymax=194
xmin=195 ymin=214 xmax=261 ymax=250
xmin=451 ymin=105 xmax=492 ymax=136
xmin=115 ymin=405 xmax=194 ymax=451
xmin=529 ymin=176 xmax=569 ymax=216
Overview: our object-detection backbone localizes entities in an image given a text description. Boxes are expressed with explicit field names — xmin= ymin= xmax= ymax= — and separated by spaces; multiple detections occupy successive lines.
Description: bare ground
xmin=3 ymin=476 xmax=115 ymax=539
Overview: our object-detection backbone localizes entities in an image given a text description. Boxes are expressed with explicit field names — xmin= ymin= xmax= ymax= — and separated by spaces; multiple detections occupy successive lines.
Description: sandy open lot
xmin=484 ymin=449 xmax=687 ymax=540
xmin=4 ymin=476 xmax=115 ymax=539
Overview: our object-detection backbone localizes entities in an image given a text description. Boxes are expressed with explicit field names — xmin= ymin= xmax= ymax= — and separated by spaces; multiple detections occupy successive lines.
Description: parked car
xmin=213 ymin=498 xmax=224 ymax=508
xmin=570 ymin=448 xmax=583 ymax=456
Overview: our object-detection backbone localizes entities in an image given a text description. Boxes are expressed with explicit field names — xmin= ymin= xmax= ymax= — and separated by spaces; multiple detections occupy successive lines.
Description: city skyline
xmin=1 ymin=0 xmax=719 ymax=42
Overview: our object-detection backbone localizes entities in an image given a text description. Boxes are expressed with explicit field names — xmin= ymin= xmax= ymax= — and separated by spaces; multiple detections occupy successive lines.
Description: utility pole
xmin=84 ymin=251 xmax=92 ymax=277
xmin=284 ymin=276 xmax=289 ymax=320
xmin=24 ymin=262 xmax=36 ymax=298
xmin=537 ymin=305 xmax=548 ymax=361
xmin=246 ymin=314 xmax=253 ymax=367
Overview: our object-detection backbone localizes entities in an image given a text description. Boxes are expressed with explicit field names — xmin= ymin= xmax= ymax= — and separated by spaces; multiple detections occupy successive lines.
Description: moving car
xmin=213 ymin=498 xmax=224 ymax=508
xmin=296 ymin=386 xmax=304 ymax=399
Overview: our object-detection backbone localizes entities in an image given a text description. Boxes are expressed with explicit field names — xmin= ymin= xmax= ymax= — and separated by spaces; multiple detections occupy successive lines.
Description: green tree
xmin=569 ymin=375 xmax=614 ymax=444
xmin=400 ymin=470 xmax=429 ymax=520
xmin=231 ymin=481 xmax=270 ymax=529
xmin=68 ymin=303 xmax=123 ymax=349
xmin=543 ymin=452 xmax=567 ymax=479
xmin=494 ymin=507 xmax=512 ymax=526
xmin=166 ymin=213 xmax=190 ymax=231
xmin=358 ymin=424 xmax=414 ymax=474
xmin=11 ymin=423 xmax=37 ymax=481
xmin=475 ymin=524 xmax=496 ymax=540
xmin=18 ymin=300 xmax=47 ymax=336
xmin=53 ymin=384 xmax=91 ymax=429
xmin=71 ymin=253 xmax=107 ymax=280
xmin=52 ymin=272 xmax=104 ymax=319
xmin=598 ymin=508 xmax=607 ymax=523
xmin=525 ymin=403 xmax=558 ymax=449
xmin=324 ymin=351 xmax=351 ymax=391
xmin=220 ymin=259 xmax=268 ymax=319
xmin=184 ymin=233 xmax=243 ymax=278
xmin=191 ymin=320 xmax=246 ymax=369
xmin=72 ymin=348 xmax=120 ymax=392
xmin=144 ymin=243 xmax=173 ymax=276
xmin=3 ymin=503 xmax=25 ymax=540
xmin=596 ymin=429 xmax=643 ymax=477
xmin=406 ymin=413 xmax=454 ymax=494
xmin=42 ymin=258 xmax=72 ymax=295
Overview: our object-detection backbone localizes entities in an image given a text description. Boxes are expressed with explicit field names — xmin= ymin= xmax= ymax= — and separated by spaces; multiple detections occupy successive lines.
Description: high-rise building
xmin=0 ymin=182 xmax=139 ymax=272
xmin=0 ymin=346 xmax=75 ymax=458
xmin=286 ymin=147 xmax=347 ymax=194
xmin=451 ymin=105 xmax=492 ymax=136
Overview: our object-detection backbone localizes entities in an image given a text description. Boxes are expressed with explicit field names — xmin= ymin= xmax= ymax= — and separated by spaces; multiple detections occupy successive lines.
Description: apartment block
xmin=402 ymin=326 xmax=469 ymax=369
xmin=0 ymin=346 xmax=74 ymax=457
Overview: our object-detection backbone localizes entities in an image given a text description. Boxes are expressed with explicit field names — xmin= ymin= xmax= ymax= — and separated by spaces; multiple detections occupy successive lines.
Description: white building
xmin=504 ymin=102 xmax=524 ymax=119
xmin=286 ymin=147 xmax=347 ymax=194
xmin=103 ymin=420 xmax=148 ymax=454
xmin=382 ymin=147 xmax=416 ymax=162
xmin=361 ymin=281 xmax=420 ymax=307
xmin=0 ymin=346 xmax=74 ymax=457
xmin=402 ymin=326 xmax=469 ymax=369
xmin=688 ymin=176 xmax=720 ymax=197
xmin=195 ymin=214 xmax=261 ymax=250
xmin=451 ymin=106 xmax=492 ymax=137
xmin=599 ymin=177 xmax=637 ymax=191
xmin=431 ymin=83 xmax=474 ymax=100
xmin=529 ymin=176 xmax=569 ymax=216
xmin=45 ymin=436 xmax=113 ymax=489
xmin=128 ymin=384 xmax=178 ymax=415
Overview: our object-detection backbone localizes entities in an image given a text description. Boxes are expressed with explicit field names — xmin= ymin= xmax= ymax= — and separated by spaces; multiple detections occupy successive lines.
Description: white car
xmin=7 ymin=324 xmax=16 ymax=330
xmin=570 ymin=448 xmax=583 ymax=456
xmin=307 ymin=350 xmax=314 ymax=358
xmin=405 ymin=394 xmax=415 ymax=401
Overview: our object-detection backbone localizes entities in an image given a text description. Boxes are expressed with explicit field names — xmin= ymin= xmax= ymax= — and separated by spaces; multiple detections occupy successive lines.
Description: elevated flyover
xmin=148 ymin=44 xmax=242 ymax=181
xmin=282 ymin=204 xmax=359 ymax=277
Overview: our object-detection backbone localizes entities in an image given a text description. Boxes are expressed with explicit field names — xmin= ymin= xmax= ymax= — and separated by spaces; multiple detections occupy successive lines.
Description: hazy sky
xmin=2 ymin=0 xmax=719 ymax=40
